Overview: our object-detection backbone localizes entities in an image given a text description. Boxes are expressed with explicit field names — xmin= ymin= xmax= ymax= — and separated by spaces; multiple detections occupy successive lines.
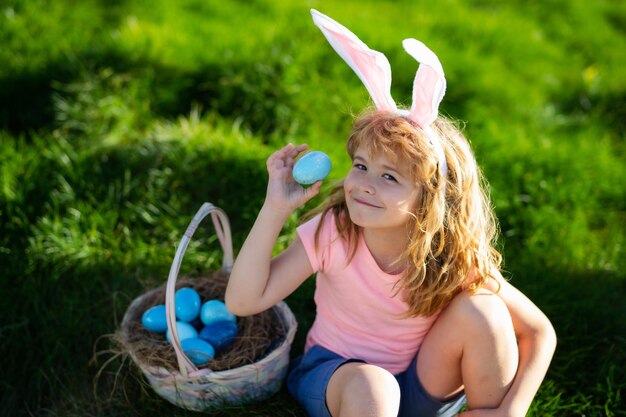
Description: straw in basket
xmin=118 ymin=203 xmax=298 ymax=411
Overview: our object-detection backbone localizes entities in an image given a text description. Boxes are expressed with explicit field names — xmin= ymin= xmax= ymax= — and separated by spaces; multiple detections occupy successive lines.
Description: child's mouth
xmin=353 ymin=197 xmax=382 ymax=208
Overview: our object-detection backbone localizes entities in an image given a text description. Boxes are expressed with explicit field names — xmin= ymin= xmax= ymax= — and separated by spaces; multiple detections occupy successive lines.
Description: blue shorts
xmin=286 ymin=345 xmax=466 ymax=417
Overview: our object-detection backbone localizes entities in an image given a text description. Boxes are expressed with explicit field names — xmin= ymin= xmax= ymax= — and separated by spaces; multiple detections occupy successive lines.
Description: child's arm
xmin=460 ymin=275 xmax=557 ymax=417
xmin=225 ymin=143 xmax=322 ymax=317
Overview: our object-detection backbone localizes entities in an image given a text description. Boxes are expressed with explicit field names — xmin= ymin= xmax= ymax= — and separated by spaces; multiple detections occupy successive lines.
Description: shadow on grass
xmin=551 ymin=85 xmax=626 ymax=138
xmin=0 ymin=47 xmax=294 ymax=141
xmin=505 ymin=263 xmax=626 ymax=415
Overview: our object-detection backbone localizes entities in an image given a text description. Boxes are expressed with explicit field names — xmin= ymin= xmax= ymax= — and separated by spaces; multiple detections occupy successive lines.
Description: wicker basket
xmin=119 ymin=203 xmax=298 ymax=411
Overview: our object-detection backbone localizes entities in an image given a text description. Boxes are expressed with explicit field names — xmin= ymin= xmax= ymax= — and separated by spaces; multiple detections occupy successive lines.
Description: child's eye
xmin=354 ymin=163 xmax=367 ymax=171
xmin=383 ymin=173 xmax=398 ymax=182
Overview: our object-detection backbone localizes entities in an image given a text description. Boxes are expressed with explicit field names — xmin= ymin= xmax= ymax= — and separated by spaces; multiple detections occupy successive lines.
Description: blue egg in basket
xmin=200 ymin=300 xmax=236 ymax=326
xmin=292 ymin=151 xmax=331 ymax=185
xmin=199 ymin=320 xmax=238 ymax=351
xmin=181 ymin=338 xmax=215 ymax=366
xmin=175 ymin=287 xmax=201 ymax=322
xmin=141 ymin=304 xmax=167 ymax=333
xmin=166 ymin=321 xmax=198 ymax=343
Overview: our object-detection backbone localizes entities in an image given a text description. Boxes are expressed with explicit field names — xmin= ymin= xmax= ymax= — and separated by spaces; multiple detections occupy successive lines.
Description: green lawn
xmin=0 ymin=0 xmax=624 ymax=415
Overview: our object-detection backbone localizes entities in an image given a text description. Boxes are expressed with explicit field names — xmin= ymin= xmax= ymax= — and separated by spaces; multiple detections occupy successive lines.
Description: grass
xmin=0 ymin=0 xmax=624 ymax=415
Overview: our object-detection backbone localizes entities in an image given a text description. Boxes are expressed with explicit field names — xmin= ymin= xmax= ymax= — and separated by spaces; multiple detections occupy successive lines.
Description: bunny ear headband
xmin=311 ymin=9 xmax=448 ymax=178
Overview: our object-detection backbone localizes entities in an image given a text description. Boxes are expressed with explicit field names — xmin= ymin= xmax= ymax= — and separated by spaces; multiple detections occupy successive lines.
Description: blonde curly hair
xmin=304 ymin=109 xmax=502 ymax=317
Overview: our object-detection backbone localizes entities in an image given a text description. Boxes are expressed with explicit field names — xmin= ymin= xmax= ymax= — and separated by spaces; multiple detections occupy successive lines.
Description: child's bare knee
xmin=463 ymin=292 xmax=518 ymax=360
xmin=328 ymin=364 xmax=400 ymax=417
xmin=451 ymin=292 xmax=519 ymax=409
xmin=450 ymin=290 xmax=513 ymax=335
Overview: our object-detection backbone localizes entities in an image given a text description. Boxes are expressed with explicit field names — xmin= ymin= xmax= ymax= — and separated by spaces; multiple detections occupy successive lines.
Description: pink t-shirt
xmin=296 ymin=213 xmax=440 ymax=375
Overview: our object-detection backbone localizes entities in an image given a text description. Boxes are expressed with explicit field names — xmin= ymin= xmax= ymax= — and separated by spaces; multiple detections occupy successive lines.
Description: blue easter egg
xmin=181 ymin=338 xmax=215 ymax=366
xmin=141 ymin=304 xmax=167 ymax=333
xmin=175 ymin=287 xmax=201 ymax=322
xmin=292 ymin=151 xmax=331 ymax=185
xmin=200 ymin=300 xmax=236 ymax=326
xmin=166 ymin=321 xmax=198 ymax=343
xmin=199 ymin=320 xmax=238 ymax=351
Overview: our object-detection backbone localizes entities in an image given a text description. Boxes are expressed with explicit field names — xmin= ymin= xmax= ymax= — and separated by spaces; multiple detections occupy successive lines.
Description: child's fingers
xmin=267 ymin=144 xmax=295 ymax=170
xmin=278 ymin=143 xmax=295 ymax=160
xmin=286 ymin=144 xmax=306 ymax=162
xmin=303 ymin=180 xmax=323 ymax=200
xmin=283 ymin=144 xmax=308 ymax=169
xmin=267 ymin=143 xmax=312 ymax=176
xmin=292 ymin=144 xmax=308 ymax=156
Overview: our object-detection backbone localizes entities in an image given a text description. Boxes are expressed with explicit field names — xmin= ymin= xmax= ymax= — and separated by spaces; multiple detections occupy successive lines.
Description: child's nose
xmin=358 ymin=176 xmax=376 ymax=194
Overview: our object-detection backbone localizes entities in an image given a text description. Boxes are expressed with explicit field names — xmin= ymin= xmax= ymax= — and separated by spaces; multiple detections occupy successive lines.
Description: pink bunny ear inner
xmin=311 ymin=9 xmax=397 ymax=112
xmin=402 ymin=38 xmax=446 ymax=127
xmin=410 ymin=66 xmax=445 ymax=126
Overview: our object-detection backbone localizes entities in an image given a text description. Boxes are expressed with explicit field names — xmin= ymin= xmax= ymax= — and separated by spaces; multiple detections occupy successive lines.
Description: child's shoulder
xmin=300 ymin=208 xmax=340 ymax=227
xmin=298 ymin=210 xmax=337 ymax=238
xmin=296 ymin=210 xmax=347 ymax=273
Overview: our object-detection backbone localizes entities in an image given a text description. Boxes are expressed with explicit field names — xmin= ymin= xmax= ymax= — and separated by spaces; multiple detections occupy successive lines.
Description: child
xmin=225 ymin=9 xmax=556 ymax=417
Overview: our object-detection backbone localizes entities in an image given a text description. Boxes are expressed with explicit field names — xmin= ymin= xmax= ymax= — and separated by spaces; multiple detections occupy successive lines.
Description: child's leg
xmin=326 ymin=362 xmax=401 ymax=417
xmin=416 ymin=290 xmax=519 ymax=410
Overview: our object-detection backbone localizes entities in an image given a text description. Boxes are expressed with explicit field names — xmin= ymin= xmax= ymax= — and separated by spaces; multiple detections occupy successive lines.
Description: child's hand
xmin=264 ymin=143 xmax=323 ymax=215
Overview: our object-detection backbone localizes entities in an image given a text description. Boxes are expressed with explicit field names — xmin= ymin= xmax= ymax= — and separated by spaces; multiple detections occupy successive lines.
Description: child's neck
xmin=362 ymin=227 xmax=408 ymax=275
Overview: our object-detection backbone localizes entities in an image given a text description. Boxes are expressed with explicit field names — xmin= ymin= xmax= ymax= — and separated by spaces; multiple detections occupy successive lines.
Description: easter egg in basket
xmin=201 ymin=300 xmax=236 ymax=326
xmin=181 ymin=338 xmax=215 ymax=366
xmin=175 ymin=287 xmax=201 ymax=322
xmin=166 ymin=321 xmax=198 ymax=343
xmin=141 ymin=304 xmax=167 ymax=333
xmin=199 ymin=320 xmax=238 ymax=351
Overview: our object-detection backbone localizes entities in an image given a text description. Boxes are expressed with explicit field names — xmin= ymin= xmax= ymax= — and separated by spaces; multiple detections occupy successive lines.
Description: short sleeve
xmin=296 ymin=213 xmax=335 ymax=273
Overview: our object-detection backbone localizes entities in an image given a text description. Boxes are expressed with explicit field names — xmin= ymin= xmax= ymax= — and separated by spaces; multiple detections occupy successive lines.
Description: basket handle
xmin=165 ymin=202 xmax=234 ymax=376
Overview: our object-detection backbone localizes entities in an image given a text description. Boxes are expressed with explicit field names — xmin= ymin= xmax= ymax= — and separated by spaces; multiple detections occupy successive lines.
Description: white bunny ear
xmin=402 ymin=38 xmax=446 ymax=127
xmin=311 ymin=9 xmax=397 ymax=112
